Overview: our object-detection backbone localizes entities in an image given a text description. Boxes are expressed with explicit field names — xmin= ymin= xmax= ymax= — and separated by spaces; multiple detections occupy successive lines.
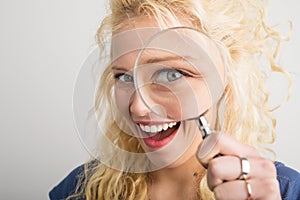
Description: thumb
xmin=197 ymin=131 xmax=224 ymax=167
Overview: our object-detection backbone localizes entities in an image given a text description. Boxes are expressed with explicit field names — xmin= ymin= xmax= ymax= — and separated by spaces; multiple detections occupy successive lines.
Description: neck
xmin=148 ymin=155 xmax=205 ymax=200
xmin=150 ymin=156 xmax=204 ymax=181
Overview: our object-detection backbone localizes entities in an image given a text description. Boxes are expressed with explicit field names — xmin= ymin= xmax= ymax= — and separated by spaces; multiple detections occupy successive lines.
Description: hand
xmin=197 ymin=132 xmax=281 ymax=200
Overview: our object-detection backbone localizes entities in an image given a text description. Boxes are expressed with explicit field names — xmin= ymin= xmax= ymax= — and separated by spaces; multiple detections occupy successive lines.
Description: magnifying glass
xmin=133 ymin=27 xmax=227 ymax=138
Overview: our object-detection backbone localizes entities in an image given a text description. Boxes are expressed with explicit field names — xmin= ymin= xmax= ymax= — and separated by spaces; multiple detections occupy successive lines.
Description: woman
xmin=50 ymin=0 xmax=300 ymax=199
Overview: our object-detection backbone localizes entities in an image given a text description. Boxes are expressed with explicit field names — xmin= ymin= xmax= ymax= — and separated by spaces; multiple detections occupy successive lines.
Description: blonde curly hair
xmin=68 ymin=0 xmax=291 ymax=199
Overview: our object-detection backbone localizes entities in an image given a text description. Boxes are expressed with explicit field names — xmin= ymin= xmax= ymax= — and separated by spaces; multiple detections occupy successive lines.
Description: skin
xmin=112 ymin=16 xmax=281 ymax=200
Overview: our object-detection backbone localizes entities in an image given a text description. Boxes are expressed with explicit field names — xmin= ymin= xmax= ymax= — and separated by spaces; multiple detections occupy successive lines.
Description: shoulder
xmin=275 ymin=161 xmax=300 ymax=200
xmin=49 ymin=164 xmax=85 ymax=200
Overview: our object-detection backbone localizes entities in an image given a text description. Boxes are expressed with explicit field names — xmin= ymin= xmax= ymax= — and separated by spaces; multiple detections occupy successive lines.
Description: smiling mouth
xmin=138 ymin=122 xmax=180 ymax=148
xmin=139 ymin=122 xmax=178 ymax=133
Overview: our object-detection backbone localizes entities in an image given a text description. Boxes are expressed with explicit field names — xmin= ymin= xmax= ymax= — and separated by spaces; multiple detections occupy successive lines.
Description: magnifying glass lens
xmin=134 ymin=27 xmax=225 ymax=121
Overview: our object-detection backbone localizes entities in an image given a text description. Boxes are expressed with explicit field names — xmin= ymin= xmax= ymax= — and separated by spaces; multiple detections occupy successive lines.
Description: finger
xmin=207 ymin=156 xmax=240 ymax=190
xmin=197 ymin=132 xmax=260 ymax=166
xmin=213 ymin=178 xmax=281 ymax=200
xmin=207 ymin=156 xmax=277 ymax=190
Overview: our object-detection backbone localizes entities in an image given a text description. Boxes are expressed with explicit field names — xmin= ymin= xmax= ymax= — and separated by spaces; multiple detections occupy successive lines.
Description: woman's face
xmin=111 ymin=16 xmax=225 ymax=169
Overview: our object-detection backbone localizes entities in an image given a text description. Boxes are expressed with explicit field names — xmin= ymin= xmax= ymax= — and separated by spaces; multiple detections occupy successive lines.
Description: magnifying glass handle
xmin=196 ymin=116 xmax=212 ymax=139
xmin=196 ymin=116 xmax=222 ymax=158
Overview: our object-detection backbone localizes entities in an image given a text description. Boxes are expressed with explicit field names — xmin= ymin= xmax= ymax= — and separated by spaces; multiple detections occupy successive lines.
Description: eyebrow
xmin=111 ymin=66 xmax=127 ymax=71
xmin=111 ymin=55 xmax=184 ymax=71
xmin=145 ymin=55 xmax=184 ymax=64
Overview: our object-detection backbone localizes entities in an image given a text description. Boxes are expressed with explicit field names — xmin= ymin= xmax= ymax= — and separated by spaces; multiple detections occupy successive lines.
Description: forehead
xmin=111 ymin=27 xmax=160 ymax=63
xmin=111 ymin=17 xmax=224 ymax=71
xmin=111 ymin=16 xmax=184 ymax=62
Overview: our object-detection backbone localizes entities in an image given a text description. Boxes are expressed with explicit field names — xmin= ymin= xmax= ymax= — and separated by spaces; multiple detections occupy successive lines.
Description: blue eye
xmin=115 ymin=73 xmax=133 ymax=83
xmin=155 ymin=68 xmax=184 ymax=82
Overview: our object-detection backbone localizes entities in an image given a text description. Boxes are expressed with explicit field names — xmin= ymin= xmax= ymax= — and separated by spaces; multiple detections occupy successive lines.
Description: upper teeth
xmin=139 ymin=122 xmax=177 ymax=133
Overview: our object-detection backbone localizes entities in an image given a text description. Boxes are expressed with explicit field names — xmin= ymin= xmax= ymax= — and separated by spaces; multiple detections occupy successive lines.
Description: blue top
xmin=49 ymin=161 xmax=300 ymax=200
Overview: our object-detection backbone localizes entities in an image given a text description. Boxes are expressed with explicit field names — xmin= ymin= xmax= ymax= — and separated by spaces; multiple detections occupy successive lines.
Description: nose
xmin=129 ymin=91 xmax=151 ymax=117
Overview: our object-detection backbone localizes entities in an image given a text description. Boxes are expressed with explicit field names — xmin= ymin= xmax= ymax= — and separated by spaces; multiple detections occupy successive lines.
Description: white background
xmin=0 ymin=0 xmax=299 ymax=199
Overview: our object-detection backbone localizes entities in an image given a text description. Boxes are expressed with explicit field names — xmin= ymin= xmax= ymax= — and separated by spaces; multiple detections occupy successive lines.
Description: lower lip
xmin=142 ymin=128 xmax=178 ymax=149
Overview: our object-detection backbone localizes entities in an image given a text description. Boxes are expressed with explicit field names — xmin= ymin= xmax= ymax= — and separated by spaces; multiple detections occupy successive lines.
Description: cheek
xmin=186 ymin=80 xmax=213 ymax=118
xmin=115 ymin=88 xmax=128 ymax=114
xmin=149 ymin=93 xmax=182 ymax=119
xmin=147 ymin=84 xmax=208 ymax=121
xmin=114 ymin=86 xmax=134 ymax=116
xmin=196 ymin=85 xmax=213 ymax=111
xmin=114 ymin=87 xmax=139 ymax=135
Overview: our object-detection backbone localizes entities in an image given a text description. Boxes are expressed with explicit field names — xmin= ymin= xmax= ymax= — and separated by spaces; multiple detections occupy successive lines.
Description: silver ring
xmin=239 ymin=157 xmax=250 ymax=180
xmin=245 ymin=179 xmax=252 ymax=200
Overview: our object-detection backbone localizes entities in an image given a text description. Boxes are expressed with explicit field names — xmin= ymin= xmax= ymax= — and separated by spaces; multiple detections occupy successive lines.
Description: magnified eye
xmin=115 ymin=73 xmax=133 ymax=83
xmin=154 ymin=68 xmax=184 ymax=82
